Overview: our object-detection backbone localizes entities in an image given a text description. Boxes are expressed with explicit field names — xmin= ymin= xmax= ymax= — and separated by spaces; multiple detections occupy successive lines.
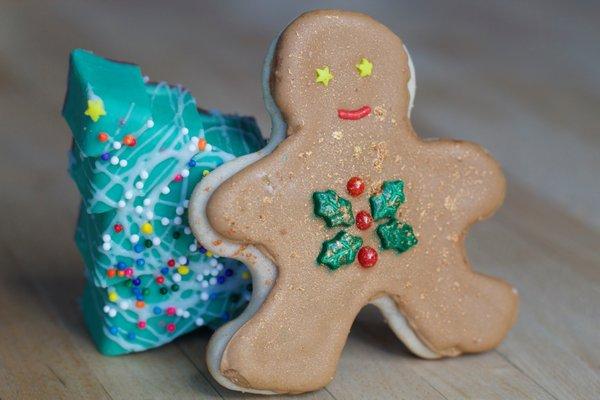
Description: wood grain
xmin=0 ymin=1 xmax=598 ymax=399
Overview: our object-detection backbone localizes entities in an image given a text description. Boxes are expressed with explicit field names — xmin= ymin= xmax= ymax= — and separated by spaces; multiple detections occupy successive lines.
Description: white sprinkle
xmin=108 ymin=309 xmax=117 ymax=318
xmin=183 ymin=227 xmax=191 ymax=235
xmin=211 ymin=270 xmax=219 ymax=277
xmin=119 ymin=159 xmax=128 ymax=167
xmin=176 ymin=206 xmax=184 ymax=216
xmin=180 ymin=127 xmax=189 ymax=135
xmin=102 ymin=242 xmax=111 ymax=251
xmin=146 ymin=119 xmax=154 ymax=128
xmin=140 ymin=170 xmax=149 ymax=180
xmin=143 ymin=198 xmax=151 ymax=206
xmin=200 ymin=292 xmax=209 ymax=301
xmin=113 ymin=141 xmax=122 ymax=150
xmin=152 ymin=237 xmax=161 ymax=246
xmin=189 ymin=243 xmax=197 ymax=252
xmin=183 ymin=200 xmax=189 ymax=208
xmin=205 ymin=144 xmax=213 ymax=152
xmin=135 ymin=181 xmax=144 ymax=190
xmin=188 ymin=144 xmax=196 ymax=152
xmin=103 ymin=305 xmax=110 ymax=313
xmin=216 ymin=263 xmax=224 ymax=271
xmin=176 ymin=308 xmax=184 ymax=316
xmin=209 ymin=277 xmax=217 ymax=285
xmin=182 ymin=311 xmax=190 ymax=319
xmin=135 ymin=206 xmax=144 ymax=214
xmin=143 ymin=76 xmax=150 ymax=83
xmin=124 ymin=190 xmax=133 ymax=200
xmin=181 ymin=169 xmax=189 ymax=178
xmin=130 ymin=234 xmax=140 ymax=244
xmin=161 ymin=186 xmax=170 ymax=195
xmin=203 ymin=268 xmax=211 ymax=275
xmin=191 ymin=136 xmax=199 ymax=144
xmin=173 ymin=216 xmax=182 ymax=225
xmin=196 ymin=274 xmax=203 ymax=282
xmin=117 ymin=200 xmax=126 ymax=208
xmin=195 ymin=317 xmax=205 ymax=326
xmin=178 ymin=256 xmax=187 ymax=265
xmin=209 ymin=259 xmax=218 ymax=267
xmin=119 ymin=300 xmax=129 ymax=310
xmin=201 ymin=281 xmax=209 ymax=288
xmin=145 ymin=211 xmax=154 ymax=219
xmin=161 ymin=217 xmax=170 ymax=226
xmin=102 ymin=234 xmax=111 ymax=242
xmin=110 ymin=156 xmax=119 ymax=165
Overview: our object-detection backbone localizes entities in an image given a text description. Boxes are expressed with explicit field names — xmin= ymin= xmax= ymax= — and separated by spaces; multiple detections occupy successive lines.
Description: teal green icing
xmin=65 ymin=49 xmax=264 ymax=355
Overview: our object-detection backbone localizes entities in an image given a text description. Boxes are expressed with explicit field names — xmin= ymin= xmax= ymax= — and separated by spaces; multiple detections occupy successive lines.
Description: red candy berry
xmin=347 ymin=176 xmax=365 ymax=197
xmin=106 ymin=268 xmax=116 ymax=278
xmin=123 ymin=134 xmax=137 ymax=147
xmin=358 ymin=246 xmax=378 ymax=268
xmin=355 ymin=210 xmax=373 ymax=230
xmin=113 ymin=223 xmax=123 ymax=233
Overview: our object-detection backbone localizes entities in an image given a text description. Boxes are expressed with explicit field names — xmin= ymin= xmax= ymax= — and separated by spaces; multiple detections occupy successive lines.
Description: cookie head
xmin=272 ymin=10 xmax=413 ymax=132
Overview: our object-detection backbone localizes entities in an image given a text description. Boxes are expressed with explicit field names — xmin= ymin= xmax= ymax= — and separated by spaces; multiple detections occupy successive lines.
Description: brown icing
xmin=205 ymin=10 xmax=518 ymax=393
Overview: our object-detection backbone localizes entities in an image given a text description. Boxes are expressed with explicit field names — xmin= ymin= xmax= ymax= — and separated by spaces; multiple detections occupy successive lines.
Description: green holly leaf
xmin=313 ymin=190 xmax=355 ymax=227
xmin=376 ymin=219 xmax=418 ymax=253
xmin=369 ymin=180 xmax=406 ymax=220
xmin=317 ymin=231 xmax=363 ymax=270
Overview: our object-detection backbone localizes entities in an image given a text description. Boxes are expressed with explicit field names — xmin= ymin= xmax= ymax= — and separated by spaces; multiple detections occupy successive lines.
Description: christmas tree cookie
xmin=189 ymin=10 xmax=518 ymax=394
xmin=64 ymin=49 xmax=265 ymax=355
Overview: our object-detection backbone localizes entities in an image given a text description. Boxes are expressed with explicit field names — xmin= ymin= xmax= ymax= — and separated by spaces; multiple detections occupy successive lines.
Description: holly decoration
xmin=377 ymin=219 xmax=418 ymax=253
xmin=369 ymin=180 xmax=405 ymax=220
xmin=317 ymin=231 xmax=363 ymax=270
xmin=313 ymin=190 xmax=355 ymax=227
xmin=314 ymin=177 xmax=418 ymax=271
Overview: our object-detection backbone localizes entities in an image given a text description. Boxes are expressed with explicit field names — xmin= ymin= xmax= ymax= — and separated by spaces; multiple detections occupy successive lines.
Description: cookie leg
xmin=211 ymin=275 xmax=365 ymax=394
xmin=389 ymin=254 xmax=519 ymax=356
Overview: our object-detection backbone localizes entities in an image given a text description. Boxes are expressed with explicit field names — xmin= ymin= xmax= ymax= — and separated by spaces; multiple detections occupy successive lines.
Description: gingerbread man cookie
xmin=189 ymin=9 xmax=518 ymax=394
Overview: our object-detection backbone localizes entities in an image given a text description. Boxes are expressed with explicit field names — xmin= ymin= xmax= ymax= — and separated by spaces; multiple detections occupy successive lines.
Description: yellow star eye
xmin=315 ymin=66 xmax=333 ymax=86
xmin=356 ymin=58 xmax=373 ymax=77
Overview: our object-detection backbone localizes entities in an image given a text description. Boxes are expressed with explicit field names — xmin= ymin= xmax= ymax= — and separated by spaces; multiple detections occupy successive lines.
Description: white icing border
xmin=188 ymin=37 xmax=436 ymax=396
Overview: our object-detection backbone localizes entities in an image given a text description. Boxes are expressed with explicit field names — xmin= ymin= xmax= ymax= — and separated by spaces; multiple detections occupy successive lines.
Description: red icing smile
xmin=338 ymin=105 xmax=371 ymax=120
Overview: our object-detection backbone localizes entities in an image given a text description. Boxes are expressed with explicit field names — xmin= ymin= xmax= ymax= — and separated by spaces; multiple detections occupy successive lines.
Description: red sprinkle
xmin=166 ymin=307 xmax=176 ymax=316
xmin=173 ymin=174 xmax=183 ymax=182
xmin=113 ymin=223 xmax=123 ymax=233
xmin=137 ymin=321 xmax=146 ymax=329
xmin=106 ymin=268 xmax=116 ymax=278
xmin=167 ymin=259 xmax=176 ymax=267
xmin=355 ymin=211 xmax=373 ymax=230
xmin=347 ymin=176 xmax=365 ymax=197
xmin=98 ymin=132 xmax=109 ymax=142
xmin=358 ymin=246 xmax=378 ymax=268
xmin=124 ymin=268 xmax=133 ymax=277
xmin=156 ymin=276 xmax=165 ymax=284
xmin=166 ymin=323 xmax=176 ymax=333
xmin=338 ymin=105 xmax=371 ymax=120
xmin=123 ymin=134 xmax=136 ymax=147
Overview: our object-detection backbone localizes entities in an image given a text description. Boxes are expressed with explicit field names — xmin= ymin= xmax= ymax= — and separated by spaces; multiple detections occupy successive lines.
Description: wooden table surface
xmin=0 ymin=1 xmax=598 ymax=399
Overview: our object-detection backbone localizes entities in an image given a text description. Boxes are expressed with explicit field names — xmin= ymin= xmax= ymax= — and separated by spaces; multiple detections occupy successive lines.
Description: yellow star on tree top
xmin=356 ymin=57 xmax=373 ymax=77
xmin=315 ymin=66 xmax=333 ymax=86
xmin=84 ymin=98 xmax=106 ymax=122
